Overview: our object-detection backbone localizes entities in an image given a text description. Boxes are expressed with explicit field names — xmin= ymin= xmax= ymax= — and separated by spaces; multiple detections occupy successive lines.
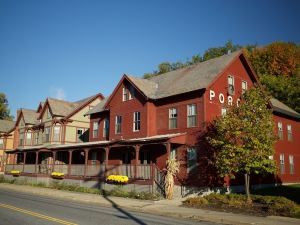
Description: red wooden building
xmin=5 ymin=50 xmax=300 ymax=195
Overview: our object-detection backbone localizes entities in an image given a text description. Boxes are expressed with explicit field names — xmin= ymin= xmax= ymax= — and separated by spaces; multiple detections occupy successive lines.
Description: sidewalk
xmin=0 ymin=183 xmax=299 ymax=225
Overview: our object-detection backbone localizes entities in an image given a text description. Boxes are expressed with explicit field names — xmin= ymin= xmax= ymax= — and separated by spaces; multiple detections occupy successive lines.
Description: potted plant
xmin=10 ymin=170 xmax=21 ymax=177
xmin=51 ymin=172 xmax=65 ymax=179
xmin=106 ymin=175 xmax=129 ymax=185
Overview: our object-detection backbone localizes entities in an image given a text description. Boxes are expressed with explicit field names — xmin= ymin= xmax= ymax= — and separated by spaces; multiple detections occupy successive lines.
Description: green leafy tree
xmin=207 ymin=87 xmax=277 ymax=202
xmin=0 ymin=93 xmax=13 ymax=120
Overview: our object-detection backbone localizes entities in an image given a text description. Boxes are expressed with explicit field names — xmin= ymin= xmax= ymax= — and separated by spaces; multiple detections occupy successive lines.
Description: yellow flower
xmin=11 ymin=170 xmax=20 ymax=175
xmin=106 ymin=175 xmax=129 ymax=184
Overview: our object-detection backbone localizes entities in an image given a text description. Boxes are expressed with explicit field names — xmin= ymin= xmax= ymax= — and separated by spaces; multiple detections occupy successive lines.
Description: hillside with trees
xmin=143 ymin=41 xmax=300 ymax=113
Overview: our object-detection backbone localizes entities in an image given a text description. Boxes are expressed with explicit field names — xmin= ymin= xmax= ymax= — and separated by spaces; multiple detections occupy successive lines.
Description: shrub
xmin=183 ymin=197 xmax=208 ymax=207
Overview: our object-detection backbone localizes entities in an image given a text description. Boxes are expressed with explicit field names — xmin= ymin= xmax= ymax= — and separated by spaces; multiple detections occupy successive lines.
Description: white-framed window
xmin=53 ymin=126 xmax=61 ymax=142
xmin=77 ymin=128 xmax=84 ymax=142
xmin=221 ymin=108 xmax=227 ymax=116
xmin=133 ymin=112 xmax=141 ymax=131
xmin=242 ymin=80 xmax=248 ymax=94
xmin=169 ymin=108 xmax=177 ymax=129
xmin=170 ymin=148 xmax=176 ymax=160
xmin=19 ymin=132 xmax=24 ymax=146
xmin=187 ymin=148 xmax=197 ymax=172
xmin=26 ymin=130 xmax=32 ymax=145
xmin=46 ymin=108 xmax=51 ymax=119
xmin=93 ymin=122 xmax=99 ymax=138
xmin=103 ymin=119 xmax=109 ymax=138
xmin=115 ymin=115 xmax=122 ymax=134
xmin=228 ymin=75 xmax=235 ymax=95
xmin=280 ymin=154 xmax=285 ymax=175
xmin=187 ymin=104 xmax=197 ymax=127
xmin=44 ymin=127 xmax=50 ymax=142
xmin=278 ymin=122 xmax=283 ymax=140
xmin=289 ymin=155 xmax=294 ymax=175
xmin=287 ymin=124 xmax=292 ymax=141
xmin=0 ymin=139 xmax=3 ymax=149
xmin=122 ymin=86 xmax=134 ymax=102
xmin=35 ymin=132 xmax=40 ymax=145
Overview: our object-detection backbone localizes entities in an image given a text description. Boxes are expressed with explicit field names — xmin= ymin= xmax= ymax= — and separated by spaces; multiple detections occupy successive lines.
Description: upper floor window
xmin=170 ymin=148 xmax=176 ymax=160
xmin=169 ymin=108 xmax=177 ymax=129
xmin=46 ymin=108 xmax=51 ymax=119
xmin=115 ymin=115 xmax=122 ymax=134
xmin=53 ymin=126 xmax=61 ymax=142
xmin=44 ymin=127 xmax=50 ymax=142
xmin=19 ymin=133 xmax=24 ymax=146
xmin=187 ymin=104 xmax=197 ymax=127
xmin=77 ymin=128 xmax=84 ymax=142
xmin=280 ymin=154 xmax=285 ymax=175
xmin=26 ymin=130 xmax=32 ymax=145
xmin=289 ymin=155 xmax=294 ymax=175
xmin=122 ymin=86 xmax=134 ymax=102
xmin=133 ymin=112 xmax=141 ymax=132
xmin=0 ymin=139 xmax=3 ymax=149
xmin=242 ymin=80 xmax=248 ymax=94
xmin=287 ymin=124 xmax=292 ymax=141
xmin=278 ymin=122 xmax=283 ymax=140
xmin=221 ymin=108 xmax=227 ymax=116
xmin=93 ymin=122 xmax=99 ymax=138
xmin=35 ymin=132 xmax=40 ymax=145
xmin=103 ymin=119 xmax=109 ymax=138
xmin=228 ymin=75 xmax=235 ymax=95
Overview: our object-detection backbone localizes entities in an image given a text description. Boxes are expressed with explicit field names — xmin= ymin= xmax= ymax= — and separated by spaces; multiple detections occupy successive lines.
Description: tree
xmin=202 ymin=41 xmax=242 ymax=61
xmin=0 ymin=93 xmax=13 ymax=120
xmin=207 ymin=87 xmax=277 ymax=202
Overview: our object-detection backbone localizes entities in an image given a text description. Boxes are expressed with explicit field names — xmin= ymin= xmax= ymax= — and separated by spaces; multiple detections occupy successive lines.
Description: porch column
xmin=104 ymin=147 xmax=110 ymax=178
xmin=68 ymin=150 xmax=73 ymax=176
xmin=84 ymin=148 xmax=89 ymax=177
xmin=13 ymin=153 xmax=16 ymax=169
xmin=52 ymin=151 xmax=56 ymax=172
xmin=165 ymin=142 xmax=171 ymax=159
xmin=22 ymin=152 xmax=27 ymax=172
xmin=134 ymin=145 xmax=140 ymax=178
xmin=35 ymin=151 xmax=39 ymax=173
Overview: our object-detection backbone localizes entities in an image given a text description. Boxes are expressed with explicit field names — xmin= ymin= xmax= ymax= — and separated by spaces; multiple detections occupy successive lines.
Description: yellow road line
xmin=0 ymin=203 xmax=78 ymax=225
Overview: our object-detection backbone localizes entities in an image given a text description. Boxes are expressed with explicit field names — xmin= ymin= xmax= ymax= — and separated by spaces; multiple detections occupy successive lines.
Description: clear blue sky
xmin=1 ymin=0 xmax=300 ymax=118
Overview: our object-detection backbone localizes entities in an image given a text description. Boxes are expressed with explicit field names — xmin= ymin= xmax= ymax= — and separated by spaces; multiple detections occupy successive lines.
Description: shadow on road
xmin=102 ymin=194 xmax=147 ymax=225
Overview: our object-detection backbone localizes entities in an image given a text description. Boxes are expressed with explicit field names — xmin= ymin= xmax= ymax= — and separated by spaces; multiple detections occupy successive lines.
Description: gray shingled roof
xmin=128 ymin=50 xmax=241 ymax=99
xmin=0 ymin=120 xmax=15 ymax=132
xmin=47 ymin=98 xmax=78 ymax=117
xmin=22 ymin=109 xmax=39 ymax=125
xmin=271 ymin=98 xmax=300 ymax=119
xmin=85 ymin=98 xmax=108 ymax=116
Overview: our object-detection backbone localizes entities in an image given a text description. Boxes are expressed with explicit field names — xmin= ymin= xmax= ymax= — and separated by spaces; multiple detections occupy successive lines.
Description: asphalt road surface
xmin=0 ymin=189 xmax=220 ymax=225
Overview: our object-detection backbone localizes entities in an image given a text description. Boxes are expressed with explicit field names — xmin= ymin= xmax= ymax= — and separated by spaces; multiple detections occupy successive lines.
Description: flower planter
xmin=10 ymin=170 xmax=20 ymax=177
xmin=106 ymin=175 xmax=129 ymax=185
xmin=51 ymin=172 xmax=64 ymax=179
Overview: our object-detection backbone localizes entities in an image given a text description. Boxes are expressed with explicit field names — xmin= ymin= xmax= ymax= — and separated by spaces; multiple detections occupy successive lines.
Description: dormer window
xmin=228 ymin=75 xmax=235 ymax=95
xmin=122 ymin=86 xmax=134 ymax=101
xmin=242 ymin=80 xmax=248 ymax=94
xmin=46 ymin=108 xmax=51 ymax=119
xmin=26 ymin=130 xmax=32 ymax=145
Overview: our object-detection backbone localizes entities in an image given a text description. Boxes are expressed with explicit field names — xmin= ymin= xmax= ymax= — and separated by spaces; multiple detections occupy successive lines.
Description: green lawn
xmin=253 ymin=184 xmax=300 ymax=204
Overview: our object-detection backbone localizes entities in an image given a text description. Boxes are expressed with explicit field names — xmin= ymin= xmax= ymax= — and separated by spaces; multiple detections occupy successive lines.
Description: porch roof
xmin=119 ymin=133 xmax=186 ymax=144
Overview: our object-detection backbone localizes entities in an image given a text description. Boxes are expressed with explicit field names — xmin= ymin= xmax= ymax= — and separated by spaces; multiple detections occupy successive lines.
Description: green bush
xmin=183 ymin=197 xmax=208 ymax=207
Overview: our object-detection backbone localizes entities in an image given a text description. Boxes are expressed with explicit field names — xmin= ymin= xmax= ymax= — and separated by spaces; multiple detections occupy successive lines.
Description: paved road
xmin=0 ymin=189 xmax=220 ymax=225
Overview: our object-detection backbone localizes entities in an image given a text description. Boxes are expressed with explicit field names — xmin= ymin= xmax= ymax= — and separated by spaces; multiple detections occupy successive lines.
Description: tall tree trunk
xmin=244 ymin=173 xmax=252 ymax=203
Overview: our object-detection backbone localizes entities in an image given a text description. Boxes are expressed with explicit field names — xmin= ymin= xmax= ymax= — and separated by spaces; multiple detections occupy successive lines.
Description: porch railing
xmin=53 ymin=164 xmax=69 ymax=175
xmin=86 ymin=165 xmax=106 ymax=177
xmin=23 ymin=165 xmax=36 ymax=173
xmin=70 ymin=164 xmax=85 ymax=176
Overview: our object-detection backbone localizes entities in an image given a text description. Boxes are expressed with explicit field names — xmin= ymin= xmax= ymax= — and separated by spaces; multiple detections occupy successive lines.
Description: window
xmin=26 ymin=130 xmax=32 ymax=145
xmin=19 ymin=133 xmax=24 ymax=146
xmin=115 ymin=115 xmax=122 ymax=134
xmin=35 ymin=132 xmax=40 ymax=145
xmin=278 ymin=122 xmax=283 ymax=140
xmin=287 ymin=125 xmax=292 ymax=141
xmin=242 ymin=81 xmax=248 ymax=94
xmin=170 ymin=148 xmax=176 ymax=160
xmin=187 ymin=104 xmax=197 ymax=127
xmin=221 ymin=108 xmax=227 ymax=116
xmin=228 ymin=75 xmax=235 ymax=95
xmin=133 ymin=112 xmax=141 ymax=131
xmin=280 ymin=154 xmax=285 ymax=175
xmin=46 ymin=108 xmax=51 ymax=119
xmin=103 ymin=119 xmax=109 ymax=138
xmin=122 ymin=86 xmax=134 ymax=102
xmin=53 ymin=126 xmax=61 ymax=142
xmin=44 ymin=127 xmax=50 ymax=142
xmin=187 ymin=148 xmax=197 ymax=172
xmin=169 ymin=108 xmax=177 ymax=129
xmin=289 ymin=155 xmax=294 ymax=175
xmin=93 ymin=122 xmax=99 ymax=138
xmin=0 ymin=139 xmax=3 ymax=149
xmin=91 ymin=151 xmax=97 ymax=165
xmin=77 ymin=128 xmax=84 ymax=142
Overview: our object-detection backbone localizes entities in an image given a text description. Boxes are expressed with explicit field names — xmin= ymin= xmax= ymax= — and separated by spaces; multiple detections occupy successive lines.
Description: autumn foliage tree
xmin=0 ymin=92 xmax=13 ymax=121
xmin=207 ymin=87 xmax=277 ymax=203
